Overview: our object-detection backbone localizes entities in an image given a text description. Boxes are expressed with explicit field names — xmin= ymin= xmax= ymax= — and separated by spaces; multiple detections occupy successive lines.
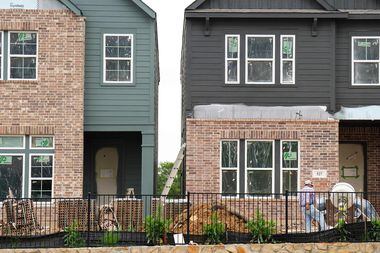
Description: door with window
xmin=339 ymin=143 xmax=365 ymax=192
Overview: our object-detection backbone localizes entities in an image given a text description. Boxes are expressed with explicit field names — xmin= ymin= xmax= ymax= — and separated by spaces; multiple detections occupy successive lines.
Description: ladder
xmin=161 ymin=143 xmax=186 ymax=196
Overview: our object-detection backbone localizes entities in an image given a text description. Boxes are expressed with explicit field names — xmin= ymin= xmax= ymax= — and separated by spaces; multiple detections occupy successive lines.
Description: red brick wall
xmin=0 ymin=10 xmax=85 ymax=197
xmin=340 ymin=127 xmax=380 ymax=193
xmin=186 ymin=119 xmax=340 ymax=193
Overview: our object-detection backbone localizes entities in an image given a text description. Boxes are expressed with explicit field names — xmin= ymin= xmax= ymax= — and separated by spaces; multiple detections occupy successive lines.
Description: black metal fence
xmin=0 ymin=192 xmax=380 ymax=248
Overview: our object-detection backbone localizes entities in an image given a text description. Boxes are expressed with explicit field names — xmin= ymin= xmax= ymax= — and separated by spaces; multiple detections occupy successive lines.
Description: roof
xmin=59 ymin=0 xmax=156 ymax=19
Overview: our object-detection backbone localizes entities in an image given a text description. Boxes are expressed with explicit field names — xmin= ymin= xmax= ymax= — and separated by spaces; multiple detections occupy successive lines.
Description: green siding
xmin=71 ymin=0 xmax=157 ymax=132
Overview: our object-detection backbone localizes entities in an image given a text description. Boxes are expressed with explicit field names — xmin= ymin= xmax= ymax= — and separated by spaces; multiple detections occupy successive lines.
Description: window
xmin=0 ymin=31 xmax=3 ymax=80
xmin=352 ymin=37 xmax=380 ymax=85
xmin=0 ymin=136 xmax=24 ymax=149
xmin=220 ymin=140 xmax=239 ymax=196
xmin=30 ymin=155 xmax=53 ymax=199
xmin=104 ymin=34 xmax=133 ymax=83
xmin=281 ymin=35 xmax=295 ymax=84
xmin=30 ymin=136 xmax=54 ymax=149
xmin=9 ymin=32 xmax=37 ymax=80
xmin=225 ymin=35 xmax=240 ymax=84
xmin=246 ymin=141 xmax=274 ymax=194
xmin=0 ymin=154 xmax=24 ymax=199
xmin=246 ymin=35 xmax=275 ymax=84
xmin=281 ymin=141 xmax=300 ymax=193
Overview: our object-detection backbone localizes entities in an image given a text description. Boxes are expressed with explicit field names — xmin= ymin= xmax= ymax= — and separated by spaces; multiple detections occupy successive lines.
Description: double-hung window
xmin=281 ymin=35 xmax=295 ymax=84
xmin=104 ymin=34 xmax=133 ymax=83
xmin=246 ymin=141 xmax=274 ymax=194
xmin=0 ymin=32 xmax=3 ymax=80
xmin=246 ymin=35 xmax=275 ymax=84
xmin=281 ymin=141 xmax=300 ymax=193
xmin=352 ymin=36 xmax=380 ymax=85
xmin=30 ymin=154 xmax=53 ymax=199
xmin=9 ymin=32 xmax=37 ymax=80
xmin=220 ymin=140 xmax=239 ymax=196
xmin=225 ymin=35 xmax=240 ymax=84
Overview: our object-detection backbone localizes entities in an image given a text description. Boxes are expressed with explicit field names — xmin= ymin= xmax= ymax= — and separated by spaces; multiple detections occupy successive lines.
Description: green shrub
xmin=102 ymin=230 xmax=120 ymax=246
xmin=336 ymin=219 xmax=350 ymax=242
xmin=246 ymin=210 xmax=276 ymax=244
xmin=63 ymin=221 xmax=85 ymax=248
xmin=144 ymin=209 xmax=171 ymax=245
xmin=368 ymin=219 xmax=380 ymax=242
xmin=203 ymin=213 xmax=225 ymax=244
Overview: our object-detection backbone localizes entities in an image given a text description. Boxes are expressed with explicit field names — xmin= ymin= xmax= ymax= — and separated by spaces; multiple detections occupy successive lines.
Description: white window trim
xmin=244 ymin=140 xmax=275 ymax=196
xmin=220 ymin=140 xmax=239 ymax=197
xmin=280 ymin=140 xmax=300 ymax=194
xmin=225 ymin=34 xmax=240 ymax=84
xmin=0 ymin=136 xmax=25 ymax=150
xmin=0 ymin=31 xmax=3 ymax=81
xmin=245 ymin=35 xmax=275 ymax=85
xmin=103 ymin=33 xmax=134 ymax=84
xmin=352 ymin=36 xmax=380 ymax=86
xmin=280 ymin=35 xmax=296 ymax=85
xmin=28 ymin=154 xmax=54 ymax=199
xmin=8 ymin=31 xmax=38 ymax=81
xmin=0 ymin=153 xmax=26 ymax=198
xmin=29 ymin=135 xmax=55 ymax=150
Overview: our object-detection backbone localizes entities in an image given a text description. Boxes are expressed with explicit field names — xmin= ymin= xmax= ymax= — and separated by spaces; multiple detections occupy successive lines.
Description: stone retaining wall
xmin=3 ymin=243 xmax=380 ymax=253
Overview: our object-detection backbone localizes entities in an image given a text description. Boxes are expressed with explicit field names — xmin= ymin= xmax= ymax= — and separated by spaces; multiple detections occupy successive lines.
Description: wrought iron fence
xmin=0 ymin=192 xmax=380 ymax=248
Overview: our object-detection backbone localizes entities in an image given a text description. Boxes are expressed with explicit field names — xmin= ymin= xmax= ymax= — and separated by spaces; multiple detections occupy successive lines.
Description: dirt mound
xmin=171 ymin=204 xmax=249 ymax=235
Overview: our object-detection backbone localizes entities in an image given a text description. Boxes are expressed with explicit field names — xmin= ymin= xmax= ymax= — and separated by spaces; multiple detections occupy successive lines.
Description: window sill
xmin=0 ymin=80 xmax=38 ymax=84
xmin=222 ymin=84 xmax=297 ymax=88
xmin=101 ymin=83 xmax=136 ymax=87
xmin=350 ymin=85 xmax=380 ymax=89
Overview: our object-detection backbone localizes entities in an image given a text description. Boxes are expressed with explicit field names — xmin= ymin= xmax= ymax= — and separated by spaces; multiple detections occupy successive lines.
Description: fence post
xmin=186 ymin=192 xmax=191 ymax=244
xmin=87 ymin=192 xmax=91 ymax=247
xmin=285 ymin=190 xmax=289 ymax=235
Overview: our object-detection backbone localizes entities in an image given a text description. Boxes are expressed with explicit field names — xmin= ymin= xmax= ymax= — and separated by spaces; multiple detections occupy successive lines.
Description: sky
xmin=142 ymin=0 xmax=195 ymax=163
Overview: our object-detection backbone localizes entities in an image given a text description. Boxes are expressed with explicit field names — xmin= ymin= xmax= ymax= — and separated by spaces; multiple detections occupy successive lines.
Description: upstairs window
xmin=246 ymin=35 xmax=275 ymax=84
xmin=281 ymin=35 xmax=295 ymax=84
xmin=0 ymin=32 xmax=3 ymax=80
xmin=104 ymin=34 xmax=133 ymax=84
xmin=352 ymin=37 xmax=380 ymax=85
xmin=225 ymin=35 xmax=240 ymax=84
xmin=9 ymin=32 xmax=37 ymax=80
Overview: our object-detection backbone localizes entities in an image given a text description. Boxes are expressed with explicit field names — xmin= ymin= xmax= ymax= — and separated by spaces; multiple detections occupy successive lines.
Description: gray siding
xmin=184 ymin=18 xmax=334 ymax=115
xmin=327 ymin=0 xmax=380 ymax=9
xmin=335 ymin=20 xmax=380 ymax=109
xmin=198 ymin=0 xmax=323 ymax=9
xmin=72 ymin=0 xmax=157 ymax=131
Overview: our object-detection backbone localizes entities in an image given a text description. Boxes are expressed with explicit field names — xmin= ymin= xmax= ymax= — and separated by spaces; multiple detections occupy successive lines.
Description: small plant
xmin=63 ymin=221 xmax=85 ymax=248
xmin=336 ymin=219 xmax=350 ymax=242
xmin=203 ymin=213 xmax=225 ymax=244
xmin=246 ymin=210 xmax=276 ymax=244
xmin=368 ymin=219 xmax=380 ymax=242
xmin=102 ymin=230 xmax=120 ymax=246
xmin=144 ymin=208 xmax=171 ymax=245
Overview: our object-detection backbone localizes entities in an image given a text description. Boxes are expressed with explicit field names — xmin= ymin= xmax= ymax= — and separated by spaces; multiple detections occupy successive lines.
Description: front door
xmin=95 ymin=147 xmax=119 ymax=195
xmin=339 ymin=143 xmax=366 ymax=192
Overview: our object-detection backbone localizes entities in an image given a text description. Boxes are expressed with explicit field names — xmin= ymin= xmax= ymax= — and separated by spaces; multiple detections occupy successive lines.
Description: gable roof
xmin=59 ymin=0 xmax=156 ymax=19
xmin=186 ymin=0 xmax=336 ymax=11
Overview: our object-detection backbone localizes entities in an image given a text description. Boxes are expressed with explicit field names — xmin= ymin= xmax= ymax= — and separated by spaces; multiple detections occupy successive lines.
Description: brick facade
xmin=0 ymin=10 xmax=85 ymax=197
xmin=340 ymin=127 xmax=380 ymax=193
xmin=186 ymin=119 xmax=340 ymax=193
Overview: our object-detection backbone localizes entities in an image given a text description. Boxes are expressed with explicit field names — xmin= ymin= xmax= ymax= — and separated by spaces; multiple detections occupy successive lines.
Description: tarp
xmin=334 ymin=106 xmax=380 ymax=120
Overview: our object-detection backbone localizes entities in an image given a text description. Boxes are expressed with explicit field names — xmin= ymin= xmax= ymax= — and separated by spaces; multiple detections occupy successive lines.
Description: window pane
xmin=119 ymin=47 xmax=131 ymax=58
xmin=106 ymin=47 xmax=118 ymax=57
xmin=247 ymin=170 xmax=272 ymax=194
xmin=247 ymin=37 xmax=273 ymax=59
xmin=10 ymin=68 xmax=22 ymax=79
xmin=31 ymin=155 xmax=53 ymax=167
xmin=0 ymin=33 xmax=2 ymax=54
xmin=282 ymin=37 xmax=294 ymax=59
xmin=106 ymin=36 xmax=118 ymax=46
xmin=354 ymin=62 xmax=379 ymax=84
xmin=119 ymin=60 xmax=131 ymax=71
xmin=222 ymin=170 xmax=237 ymax=195
xmin=31 ymin=137 xmax=54 ymax=148
xmin=0 ymin=136 xmax=23 ymax=148
xmin=0 ymin=155 xmax=23 ymax=199
xmin=10 ymin=32 xmax=37 ymax=55
xmin=10 ymin=44 xmax=23 ymax=54
xmin=119 ymin=36 xmax=132 ymax=47
xmin=354 ymin=38 xmax=379 ymax=60
xmin=283 ymin=170 xmax=298 ymax=192
xmin=24 ymin=44 xmax=37 ymax=55
xmin=106 ymin=60 xmax=118 ymax=71
xmin=282 ymin=61 xmax=293 ymax=83
xmin=227 ymin=36 xmax=238 ymax=59
xmin=282 ymin=141 xmax=299 ymax=168
xmin=23 ymin=57 xmax=36 ymax=68
xmin=119 ymin=71 xmax=131 ymax=82
xmin=247 ymin=61 xmax=273 ymax=83
xmin=227 ymin=60 xmax=238 ymax=82
xmin=106 ymin=71 xmax=118 ymax=81
xmin=247 ymin=141 xmax=273 ymax=168
xmin=221 ymin=141 xmax=238 ymax=168
xmin=24 ymin=68 xmax=36 ymax=79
